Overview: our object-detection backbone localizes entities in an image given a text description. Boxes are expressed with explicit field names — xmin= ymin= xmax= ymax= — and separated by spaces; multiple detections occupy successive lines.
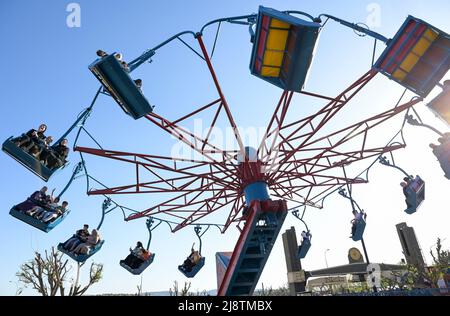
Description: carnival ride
xmin=3 ymin=6 xmax=450 ymax=296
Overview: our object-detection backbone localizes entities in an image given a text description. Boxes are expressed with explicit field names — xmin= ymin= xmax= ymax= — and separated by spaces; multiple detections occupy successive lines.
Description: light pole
xmin=324 ymin=249 xmax=330 ymax=268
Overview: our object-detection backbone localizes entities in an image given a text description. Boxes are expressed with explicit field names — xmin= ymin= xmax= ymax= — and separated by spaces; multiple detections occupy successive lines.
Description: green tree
xmin=380 ymin=263 xmax=417 ymax=291
xmin=428 ymin=238 xmax=450 ymax=287
xmin=380 ymin=238 xmax=449 ymax=291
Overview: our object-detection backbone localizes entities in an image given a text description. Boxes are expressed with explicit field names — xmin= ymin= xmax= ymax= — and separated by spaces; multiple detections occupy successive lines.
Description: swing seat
xmin=89 ymin=54 xmax=153 ymax=120
xmin=2 ymin=137 xmax=66 ymax=182
xmin=352 ymin=218 xmax=366 ymax=241
xmin=404 ymin=176 xmax=425 ymax=214
xmin=297 ymin=239 xmax=311 ymax=259
xmin=57 ymin=239 xmax=105 ymax=263
xmin=9 ymin=206 xmax=70 ymax=233
xmin=120 ymin=253 xmax=155 ymax=275
xmin=178 ymin=257 xmax=205 ymax=278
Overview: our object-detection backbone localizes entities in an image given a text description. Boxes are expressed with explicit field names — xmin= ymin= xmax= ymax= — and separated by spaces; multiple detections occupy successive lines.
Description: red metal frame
xmin=76 ymin=34 xmax=423 ymax=232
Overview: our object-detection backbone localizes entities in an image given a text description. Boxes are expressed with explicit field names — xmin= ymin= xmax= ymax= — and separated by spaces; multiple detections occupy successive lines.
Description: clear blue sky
xmin=0 ymin=0 xmax=449 ymax=295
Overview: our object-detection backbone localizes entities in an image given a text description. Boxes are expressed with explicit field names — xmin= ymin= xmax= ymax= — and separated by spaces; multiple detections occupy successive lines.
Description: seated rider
xmin=410 ymin=176 xmax=424 ymax=192
xmin=113 ymin=53 xmax=131 ymax=72
xmin=122 ymin=241 xmax=151 ymax=269
xmin=26 ymin=188 xmax=55 ymax=216
xmin=73 ymin=229 xmax=101 ymax=255
xmin=301 ymin=230 xmax=311 ymax=243
xmin=400 ymin=177 xmax=415 ymax=209
xmin=33 ymin=196 xmax=60 ymax=220
xmin=13 ymin=124 xmax=47 ymax=149
xmin=350 ymin=210 xmax=365 ymax=237
xmin=15 ymin=186 xmax=48 ymax=213
xmin=96 ymin=49 xmax=130 ymax=71
xmin=28 ymin=136 xmax=53 ymax=159
xmin=96 ymin=50 xmax=108 ymax=58
xmin=40 ymin=139 xmax=69 ymax=169
xmin=179 ymin=244 xmax=201 ymax=273
xmin=41 ymin=201 xmax=69 ymax=223
xmin=400 ymin=177 xmax=411 ymax=196
xmin=140 ymin=248 xmax=151 ymax=261
xmin=64 ymin=224 xmax=90 ymax=252
xmin=134 ymin=79 xmax=143 ymax=90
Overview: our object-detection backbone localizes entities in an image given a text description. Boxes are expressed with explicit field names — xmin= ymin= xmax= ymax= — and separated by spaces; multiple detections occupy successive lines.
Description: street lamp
xmin=324 ymin=249 xmax=330 ymax=268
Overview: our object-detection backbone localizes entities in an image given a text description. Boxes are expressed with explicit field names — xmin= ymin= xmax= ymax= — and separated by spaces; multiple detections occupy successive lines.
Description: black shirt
xmin=76 ymin=229 xmax=90 ymax=239
xmin=52 ymin=144 xmax=70 ymax=160
xmin=26 ymin=129 xmax=46 ymax=140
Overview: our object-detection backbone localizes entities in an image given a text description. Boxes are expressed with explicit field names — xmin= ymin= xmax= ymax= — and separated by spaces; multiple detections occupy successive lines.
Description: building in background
xmin=396 ymin=222 xmax=427 ymax=280
xmin=282 ymin=227 xmax=306 ymax=295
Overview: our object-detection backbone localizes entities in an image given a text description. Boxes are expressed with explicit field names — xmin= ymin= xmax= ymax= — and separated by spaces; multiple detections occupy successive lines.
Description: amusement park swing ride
xmin=3 ymin=6 xmax=450 ymax=296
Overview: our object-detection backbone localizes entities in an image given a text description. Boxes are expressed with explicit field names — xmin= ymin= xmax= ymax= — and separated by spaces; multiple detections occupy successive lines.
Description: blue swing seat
xmin=404 ymin=176 xmax=425 ymax=214
xmin=89 ymin=54 xmax=153 ymax=119
xmin=2 ymin=137 xmax=66 ymax=182
xmin=120 ymin=253 xmax=155 ymax=275
xmin=297 ymin=239 xmax=311 ymax=259
xmin=352 ymin=218 xmax=366 ymax=241
xmin=178 ymin=256 xmax=205 ymax=278
xmin=9 ymin=206 xmax=70 ymax=233
xmin=57 ymin=239 xmax=105 ymax=263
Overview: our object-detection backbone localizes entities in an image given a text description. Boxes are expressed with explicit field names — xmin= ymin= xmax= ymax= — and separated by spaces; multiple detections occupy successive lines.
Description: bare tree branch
xmin=17 ymin=247 xmax=103 ymax=296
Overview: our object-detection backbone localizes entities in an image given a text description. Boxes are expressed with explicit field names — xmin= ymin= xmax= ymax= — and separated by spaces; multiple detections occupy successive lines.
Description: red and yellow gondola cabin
xmin=374 ymin=16 xmax=450 ymax=98
xmin=250 ymin=6 xmax=321 ymax=92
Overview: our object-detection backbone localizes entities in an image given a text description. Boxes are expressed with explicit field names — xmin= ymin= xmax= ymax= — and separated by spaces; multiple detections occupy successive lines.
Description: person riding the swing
xmin=301 ymin=230 xmax=311 ymax=242
xmin=400 ymin=177 xmax=415 ymax=209
xmin=350 ymin=209 xmax=366 ymax=237
xmin=179 ymin=243 xmax=201 ymax=273
xmin=13 ymin=124 xmax=47 ymax=150
xmin=40 ymin=138 xmax=69 ymax=170
xmin=122 ymin=241 xmax=151 ymax=269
